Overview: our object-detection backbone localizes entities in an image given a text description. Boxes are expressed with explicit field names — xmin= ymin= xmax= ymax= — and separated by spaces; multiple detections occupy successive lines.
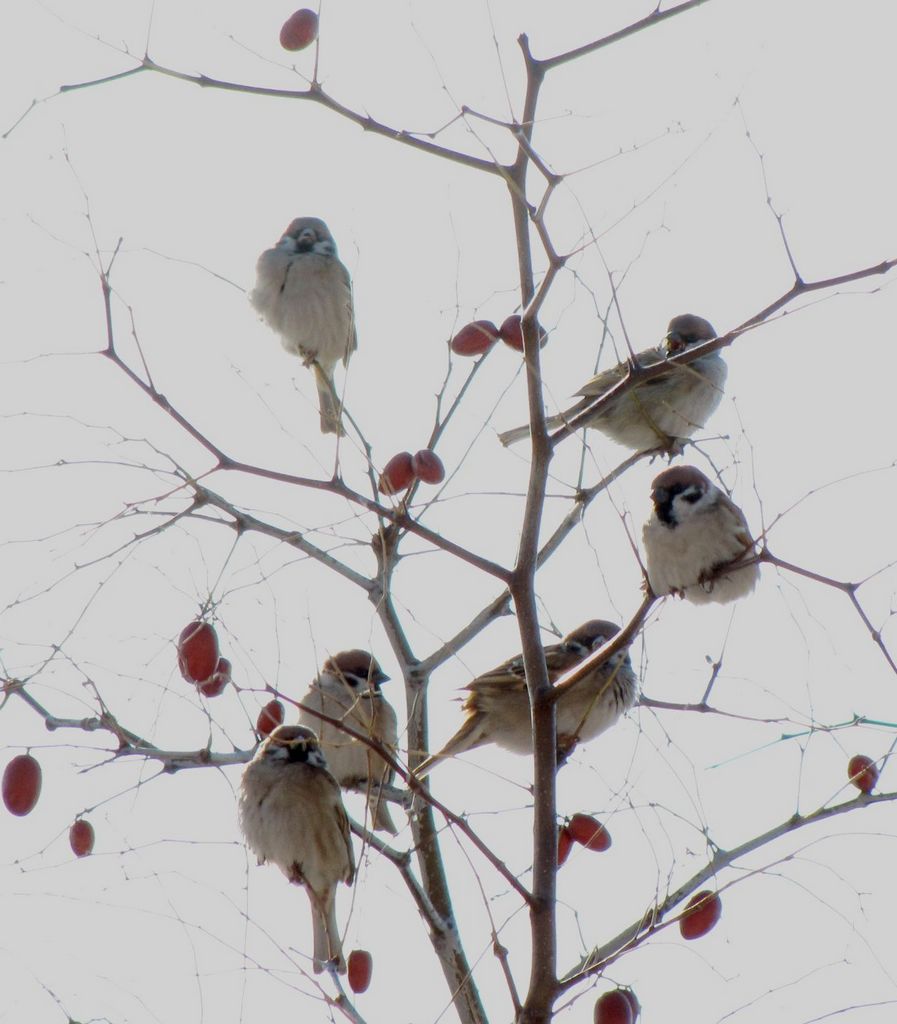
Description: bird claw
xmin=648 ymin=434 xmax=686 ymax=461
xmin=696 ymin=570 xmax=716 ymax=592
xmin=665 ymin=436 xmax=687 ymax=458
xmin=556 ymin=735 xmax=579 ymax=767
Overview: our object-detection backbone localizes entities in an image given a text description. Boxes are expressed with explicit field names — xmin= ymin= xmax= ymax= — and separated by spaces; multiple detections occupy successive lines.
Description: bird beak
xmin=665 ymin=331 xmax=684 ymax=353
xmin=372 ymin=669 xmax=390 ymax=687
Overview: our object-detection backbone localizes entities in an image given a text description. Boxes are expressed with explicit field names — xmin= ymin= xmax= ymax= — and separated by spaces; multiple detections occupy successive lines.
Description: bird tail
xmin=497 ymin=424 xmax=531 ymax=447
xmin=367 ymin=786 xmax=399 ymax=835
xmin=313 ymin=363 xmax=345 ymax=436
xmin=311 ymin=888 xmax=345 ymax=974
xmin=498 ymin=412 xmax=573 ymax=447
xmin=413 ymin=751 xmax=444 ymax=780
xmin=414 ymin=716 xmax=486 ymax=778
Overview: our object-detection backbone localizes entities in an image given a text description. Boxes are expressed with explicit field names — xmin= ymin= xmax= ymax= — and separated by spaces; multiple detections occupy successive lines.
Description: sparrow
xmin=498 ymin=314 xmax=725 ymax=451
xmin=643 ymin=465 xmax=760 ymax=604
xmin=297 ymin=649 xmax=400 ymax=835
xmin=415 ymin=620 xmax=638 ymax=777
xmin=250 ymin=216 xmax=357 ymax=435
xmin=239 ymin=724 xmax=355 ymax=973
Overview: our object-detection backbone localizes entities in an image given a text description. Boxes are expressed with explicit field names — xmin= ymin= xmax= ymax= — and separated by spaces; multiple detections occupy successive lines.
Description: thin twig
xmin=559 ymin=788 xmax=897 ymax=989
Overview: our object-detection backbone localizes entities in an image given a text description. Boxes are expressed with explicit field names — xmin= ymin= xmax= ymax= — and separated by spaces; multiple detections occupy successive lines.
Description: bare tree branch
xmin=536 ymin=0 xmax=715 ymax=71
xmin=559 ymin=788 xmax=897 ymax=989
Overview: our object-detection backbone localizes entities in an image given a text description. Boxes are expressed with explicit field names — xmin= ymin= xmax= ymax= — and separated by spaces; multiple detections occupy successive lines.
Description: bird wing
xmin=337 ymin=260 xmax=358 ymax=365
xmin=574 ymin=345 xmax=667 ymax=398
xmin=462 ymin=659 xmax=528 ymax=703
xmin=719 ymin=494 xmax=756 ymax=551
xmin=463 ymin=641 xmax=577 ymax=704
xmin=337 ymin=796 xmax=356 ymax=885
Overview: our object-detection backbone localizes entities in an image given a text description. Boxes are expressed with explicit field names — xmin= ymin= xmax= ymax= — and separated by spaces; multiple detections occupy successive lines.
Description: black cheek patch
xmin=286 ymin=744 xmax=310 ymax=765
xmin=656 ymin=499 xmax=676 ymax=526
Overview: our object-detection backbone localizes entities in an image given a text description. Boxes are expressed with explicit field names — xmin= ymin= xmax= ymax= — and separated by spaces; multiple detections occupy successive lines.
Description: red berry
xmin=567 ymin=812 xmax=611 ymax=852
xmin=498 ymin=314 xmax=547 ymax=351
xmin=499 ymin=314 xmax=524 ymax=351
xmin=279 ymin=9 xmax=318 ymax=51
xmin=378 ymin=452 xmax=416 ymax=495
xmin=69 ymin=819 xmax=95 ymax=857
xmin=347 ymin=949 xmax=373 ymax=993
xmin=411 ymin=449 xmax=445 ymax=485
xmin=848 ymin=754 xmax=879 ymax=793
xmin=679 ymin=889 xmax=722 ymax=940
xmin=178 ymin=620 xmax=220 ymax=684
xmin=594 ymin=989 xmax=634 ymax=1024
xmin=620 ymin=990 xmax=640 ymax=1020
xmin=2 ymin=754 xmax=42 ymax=816
xmin=450 ymin=320 xmax=499 ymax=357
xmin=257 ymin=700 xmax=285 ymax=738
xmin=199 ymin=657 xmax=231 ymax=698
xmin=557 ymin=825 xmax=573 ymax=867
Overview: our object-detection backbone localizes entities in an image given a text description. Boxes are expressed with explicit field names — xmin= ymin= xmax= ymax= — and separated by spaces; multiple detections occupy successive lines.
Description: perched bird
xmin=297 ymin=649 xmax=400 ymax=835
xmin=415 ymin=620 xmax=637 ymax=777
xmin=643 ymin=465 xmax=759 ymax=604
xmin=499 ymin=314 xmax=725 ymax=451
xmin=239 ymin=725 xmax=355 ymax=973
xmin=250 ymin=216 xmax=357 ymax=435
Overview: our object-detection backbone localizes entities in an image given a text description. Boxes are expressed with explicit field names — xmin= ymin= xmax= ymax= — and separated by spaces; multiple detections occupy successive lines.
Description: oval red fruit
xmin=347 ymin=948 xmax=373 ymax=993
xmin=257 ymin=700 xmax=285 ymax=738
xmin=378 ymin=452 xmax=416 ymax=495
xmin=450 ymin=320 xmax=499 ymax=357
xmin=178 ymin=620 xmax=220 ymax=684
xmin=199 ymin=657 xmax=231 ymax=698
xmin=69 ymin=818 xmax=95 ymax=857
xmin=499 ymin=315 xmax=548 ymax=351
xmin=279 ymin=9 xmax=318 ymax=51
xmin=2 ymin=754 xmax=42 ymax=816
xmin=848 ymin=754 xmax=879 ymax=793
xmin=411 ymin=449 xmax=445 ymax=485
xmin=557 ymin=825 xmax=573 ymax=867
xmin=568 ymin=812 xmax=611 ymax=852
xmin=679 ymin=889 xmax=722 ymax=940
xmin=499 ymin=314 xmax=524 ymax=351
xmin=620 ymin=989 xmax=640 ymax=1020
xmin=594 ymin=989 xmax=634 ymax=1024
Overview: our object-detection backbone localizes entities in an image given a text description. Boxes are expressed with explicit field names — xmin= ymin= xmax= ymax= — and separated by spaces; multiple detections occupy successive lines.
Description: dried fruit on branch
xmin=347 ymin=949 xmax=373 ymax=993
xmin=679 ymin=889 xmax=722 ymax=940
xmin=69 ymin=819 xmax=95 ymax=857
xmin=379 ymin=452 xmax=416 ymax=495
xmin=199 ymin=657 xmax=232 ymax=698
xmin=450 ymin=320 xmax=499 ymax=357
xmin=557 ymin=825 xmax=574 ymax=867
xmin=412 ymin=449 xmax=445 ymax=485
xmin=848 ymin=753 xmax=879 ymax=793
xmin=3 ymin=754 xmax=42 ymax=816
xmin=257 ymin=700 xmax=285 ymax=738
xmin=594 ymin=988 xmax=638 ymax=1024
xmin=568 ymin=812 xmax=611 ymax=852
xmin=280 ymin=9 xmax=318 ymax=51
xmin=178 ymin=621 xmax=220 ymax=684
